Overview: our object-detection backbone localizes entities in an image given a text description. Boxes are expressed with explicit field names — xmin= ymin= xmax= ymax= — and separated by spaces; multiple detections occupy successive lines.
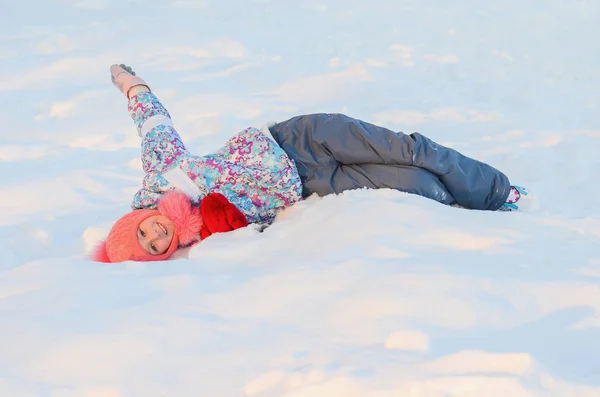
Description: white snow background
xmin=1 ymin=0 xmax=600 ymax=396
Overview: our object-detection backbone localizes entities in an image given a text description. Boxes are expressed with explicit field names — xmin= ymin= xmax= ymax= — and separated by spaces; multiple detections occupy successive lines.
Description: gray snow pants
xmin=268 ymin=113 xmax=510 ymax=211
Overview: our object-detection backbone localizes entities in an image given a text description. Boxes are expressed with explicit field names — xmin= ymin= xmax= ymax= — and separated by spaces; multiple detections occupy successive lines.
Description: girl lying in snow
xmin=92 ymin=64 xmax=530 ymax=263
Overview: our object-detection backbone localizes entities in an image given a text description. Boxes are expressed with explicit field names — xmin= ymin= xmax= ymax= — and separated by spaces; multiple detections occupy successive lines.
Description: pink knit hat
xmin=91 ymin=191 xmax=203 ymax=263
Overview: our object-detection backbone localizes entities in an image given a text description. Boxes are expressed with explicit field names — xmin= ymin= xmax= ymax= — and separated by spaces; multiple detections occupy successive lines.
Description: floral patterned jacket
xmin=128 ymin=91 xmax=303 ymax=225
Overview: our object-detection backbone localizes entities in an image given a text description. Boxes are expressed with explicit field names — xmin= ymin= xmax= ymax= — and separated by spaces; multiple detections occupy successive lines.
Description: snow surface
xmin=1 ymin=0 xmax=600 ymax=396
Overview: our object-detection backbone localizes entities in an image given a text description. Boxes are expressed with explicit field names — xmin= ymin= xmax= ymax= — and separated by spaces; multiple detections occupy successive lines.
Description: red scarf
xmin=199 ymin=192 xmax=249 ymax=240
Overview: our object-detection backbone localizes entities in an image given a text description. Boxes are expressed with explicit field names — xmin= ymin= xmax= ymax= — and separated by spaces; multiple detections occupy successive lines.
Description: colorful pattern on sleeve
xmin=128 ymin=91 xmax=303 ymax=225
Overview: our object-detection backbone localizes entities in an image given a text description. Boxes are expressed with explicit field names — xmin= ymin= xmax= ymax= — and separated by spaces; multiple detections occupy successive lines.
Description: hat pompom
xmin=90 ymin=241 xmax=111 ymax=263
xmin=158 ymin=190 xmax=203 ymax=246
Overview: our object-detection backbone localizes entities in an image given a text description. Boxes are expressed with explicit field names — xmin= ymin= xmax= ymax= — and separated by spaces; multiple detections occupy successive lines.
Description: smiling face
xmin=137 ymin=214 xmax=175 ymax=255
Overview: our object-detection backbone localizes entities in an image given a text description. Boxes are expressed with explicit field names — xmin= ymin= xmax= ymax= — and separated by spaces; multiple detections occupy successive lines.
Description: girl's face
xmin=137 ymin=215 xmax=175 ymax=255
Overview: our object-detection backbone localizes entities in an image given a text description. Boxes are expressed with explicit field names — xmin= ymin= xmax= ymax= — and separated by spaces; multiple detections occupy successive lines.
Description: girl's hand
xmin=115 ymin=64 xmax=136 ymax=77
xmin=110 ymin=64 xmax=150 ymax=99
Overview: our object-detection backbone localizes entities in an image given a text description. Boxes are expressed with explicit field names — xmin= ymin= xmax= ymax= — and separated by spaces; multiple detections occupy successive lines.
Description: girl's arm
xmin=111 ymin=64 xmax=189 ymax=174
xmin=110 ymin=64 xmax=190 ymax=208
xmin=128 ymin=90 xmax=189 ymax=175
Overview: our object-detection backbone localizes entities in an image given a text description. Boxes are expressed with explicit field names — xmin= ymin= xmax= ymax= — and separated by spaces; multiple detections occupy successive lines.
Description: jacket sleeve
xmin=127 ymin=91 xmax=192 ymax=210
xmin=131 ymin=181 xmax=168 ymax=210
xmin=128 ymin=91 xmax=189 ymax=175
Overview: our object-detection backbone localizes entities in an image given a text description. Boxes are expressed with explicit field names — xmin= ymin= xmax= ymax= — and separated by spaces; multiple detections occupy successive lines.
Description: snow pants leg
xmin=268 ymin=113 xmax=510 ymax=211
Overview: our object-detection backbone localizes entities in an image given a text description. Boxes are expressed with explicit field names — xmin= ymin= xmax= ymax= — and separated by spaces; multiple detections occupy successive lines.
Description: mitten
xmin=110 ymin=64 xmax=150 ymax=99
xmin=199 ymin=193 xmax=248 ymax=240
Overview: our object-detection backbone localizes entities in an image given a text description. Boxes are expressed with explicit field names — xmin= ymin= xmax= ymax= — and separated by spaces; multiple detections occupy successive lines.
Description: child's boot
xmin=499 ymin=185 xmax=537 ymax=212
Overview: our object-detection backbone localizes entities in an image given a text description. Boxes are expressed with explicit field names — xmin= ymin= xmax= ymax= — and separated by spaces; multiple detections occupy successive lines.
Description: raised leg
xmin=270 ymin=113 xmax=510 ymax=211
